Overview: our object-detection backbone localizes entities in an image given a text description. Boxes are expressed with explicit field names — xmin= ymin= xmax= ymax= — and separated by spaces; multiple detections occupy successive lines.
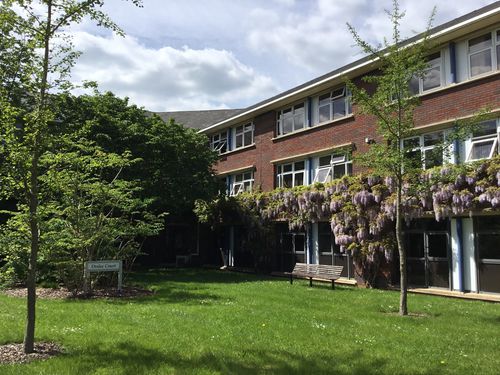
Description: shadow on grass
xmin=130 ymin=268 xmax=271 ymax=285
xmin=71 ymin=341 xmax=396 ymax=375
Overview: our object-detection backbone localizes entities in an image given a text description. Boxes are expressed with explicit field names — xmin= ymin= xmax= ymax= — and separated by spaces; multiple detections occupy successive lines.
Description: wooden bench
xmin=287 ymin=263 xmax=343 ymax=289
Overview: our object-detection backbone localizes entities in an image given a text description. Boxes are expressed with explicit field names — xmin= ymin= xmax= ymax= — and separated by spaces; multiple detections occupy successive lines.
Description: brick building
xmin=175 ymin=4 xmax=500 ymax=294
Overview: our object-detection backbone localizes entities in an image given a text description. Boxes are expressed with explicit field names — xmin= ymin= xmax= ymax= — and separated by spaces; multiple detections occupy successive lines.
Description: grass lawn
xmin=0 ymin=269 xmax=499 ymax=374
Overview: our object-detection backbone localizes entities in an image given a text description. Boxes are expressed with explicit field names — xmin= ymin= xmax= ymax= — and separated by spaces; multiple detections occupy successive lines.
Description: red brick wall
xmin=215 ymin=74 xmax=500 ymax=191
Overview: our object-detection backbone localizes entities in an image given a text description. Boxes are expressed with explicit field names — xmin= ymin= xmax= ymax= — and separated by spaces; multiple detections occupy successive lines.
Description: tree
xmin=345 ymin=1 xmax=436 ymax=316
xmin=0 ymin=0 xmax=141 ymax=354
xmin=55 ymin=91 xmax=221 ymax=216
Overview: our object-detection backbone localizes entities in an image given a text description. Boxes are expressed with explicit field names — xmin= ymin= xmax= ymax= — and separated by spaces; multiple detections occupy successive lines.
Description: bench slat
xmin=290 ymin=263 xmax=344 ymax=282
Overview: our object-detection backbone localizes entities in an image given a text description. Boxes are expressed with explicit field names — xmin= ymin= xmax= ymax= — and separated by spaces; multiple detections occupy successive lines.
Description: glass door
xmin=426 ymin=232 xmax=450 ymax=288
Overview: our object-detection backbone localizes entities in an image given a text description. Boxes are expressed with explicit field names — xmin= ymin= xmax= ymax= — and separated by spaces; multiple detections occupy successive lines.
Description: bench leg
xmin=309 ymin=277 xmax=312 ymax=287
xmin=332 ymin=280 xmax=335 ymax=290
xmin=290 ymin=275 xmax=293 ymax=284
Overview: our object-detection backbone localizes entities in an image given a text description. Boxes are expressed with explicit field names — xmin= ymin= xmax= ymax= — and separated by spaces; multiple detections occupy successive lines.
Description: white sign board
xmin=84 ymin=260 xmax=123 ymax=291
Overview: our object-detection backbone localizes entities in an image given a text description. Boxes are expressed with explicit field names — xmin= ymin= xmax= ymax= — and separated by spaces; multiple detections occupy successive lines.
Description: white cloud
xmin=246 ymin=0 xmax=496 ymax=73
xmin=70 ymin=32 xmax=278 ymax=111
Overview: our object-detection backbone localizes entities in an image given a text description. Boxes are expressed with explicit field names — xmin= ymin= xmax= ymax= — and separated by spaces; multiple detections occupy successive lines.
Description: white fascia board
xmin=199 ymin=5 xmax=500 ymax=135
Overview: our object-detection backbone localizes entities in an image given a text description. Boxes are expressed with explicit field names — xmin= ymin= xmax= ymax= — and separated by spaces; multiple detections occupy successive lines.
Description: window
xmin=277 ymin=103 xmax=306 ymax=135
xmin=403 ymin=131 xmax=445 ymax=169
xmin=230 ymin=171 xmax=254 ymax=196
xmin=210 ymin=131 xmax=227 ymax=154
xmin=468 ymin=32 xmax=495 ymax=77
xmin=467 ymin=119 xmax=499 ymax=161
xmin=317 ymin=86 xmax=352 ymax=123
xmin=409 ymin=52 xmax=442 ymax=94
xmin=234 ymin=123 xmax=254 ymax=149
xmin=318 ymin=222 xmax=333 ymax=254
xmin=313 ymin=154 xmax=352 ymax=183
xmin=276 ymin=161 xmax=305 ymax=188
xmin=497 ymin=30 xmax=500 ymax=70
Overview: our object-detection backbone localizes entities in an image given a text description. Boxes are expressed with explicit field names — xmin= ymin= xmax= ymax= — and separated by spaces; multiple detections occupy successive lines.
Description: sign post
xmin=84 ymin=260 xmax=123 ymax=292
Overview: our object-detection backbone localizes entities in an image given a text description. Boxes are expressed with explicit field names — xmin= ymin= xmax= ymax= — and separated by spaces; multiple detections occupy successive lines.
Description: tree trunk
xmin=24 ymin=155 xmax=39 ymax=353
xmin=395 ymin=181 xmax=408 ymax=316
xmin=23 ymin=0 xmax=52 ymax=354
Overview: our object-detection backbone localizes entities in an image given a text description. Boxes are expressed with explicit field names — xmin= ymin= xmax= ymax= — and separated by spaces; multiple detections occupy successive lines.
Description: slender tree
xmin=0 ymin=0 xmax=142 ymax=354
xmin=346 ymin=1 xmax=436 ymax=315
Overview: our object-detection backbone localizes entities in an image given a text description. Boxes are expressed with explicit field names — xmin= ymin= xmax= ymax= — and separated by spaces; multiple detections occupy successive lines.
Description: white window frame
xmin=276 ymin=161 xmax=306 ymax=188
xmin=313 ymin=154 xmax=352 ymax=183
xmin=467 ymin=30 xmax=499 ymax=78
xmin=229 ymin=171 xmax=254 ymax=196
xmin=210 ymin=131 xmax=227 ymax=154
xmin=317 ymin=86 xmax=352 ymax=124
xmin=410 ymin=52 xmax=443 ymax=94
xmin=402 ymin=131 xmax=448 ymax=169
xmin=233 ymin=122 xmax=254 ymax=150
xmin=277 ymin=102 xmax=306 ymax=136
xmin=466 ymin=119 xmax=500 ymax=162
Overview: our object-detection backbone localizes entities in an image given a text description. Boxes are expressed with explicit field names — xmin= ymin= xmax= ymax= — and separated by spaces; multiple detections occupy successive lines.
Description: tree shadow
xmin=130 ymin=268 xmax=271 ymax=286
xmin=70 ymin=341 xmax=395 ymax=375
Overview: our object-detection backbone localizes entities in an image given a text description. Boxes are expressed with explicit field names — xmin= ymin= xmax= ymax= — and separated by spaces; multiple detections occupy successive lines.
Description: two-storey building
xmin=196 ymin=3 xmax=500 ymax=295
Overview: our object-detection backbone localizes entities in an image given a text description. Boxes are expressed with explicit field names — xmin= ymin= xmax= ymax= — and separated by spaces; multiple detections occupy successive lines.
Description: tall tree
xmin=0 ymin=0 xmax=141 ymax=354
xmin=55 ymin=91 xmax=221 ymax=216
xmin=346 ymin=1 xmax=435 ymax=316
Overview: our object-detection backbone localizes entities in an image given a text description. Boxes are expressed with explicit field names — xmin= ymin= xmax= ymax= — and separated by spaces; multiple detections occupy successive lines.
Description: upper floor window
xmin=313 ymin=154 xmax=352 ymax=183
xmin=317 ymin=86 xmax=351 ymax=123
xmin=468 ymin=30 xmax=500 ymax=77
xmin=230 ymin=171 xmax=254 ymax=196
xmin=410 ymin=52 xmax=442 ymax=94
xmin=234 ymin=123 xmax=254 ymax=149
xmin=277 ymin=103 xmax=306 ymax=136
xmin=403 ymin=131 xmax=445 ymax=169
xmin=467 ymin=119 xmax=499 ymax=161
xmin=497 ymin=30 xmax=500 ymax=70
xmin=210 ymin=131 xmax=227 ymax=154
xmin=276 ymin=161 xmax=305 ymax=188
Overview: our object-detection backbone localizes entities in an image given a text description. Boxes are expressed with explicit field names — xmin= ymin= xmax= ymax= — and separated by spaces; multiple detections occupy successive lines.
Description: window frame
xmin=410 ymin=51 xmax=443 ymax=95
xmin=402 ymin=130 xmax=446 ymax=170
xmin=276 ymin=160 xmax=306 ymax=188
xmin=210 ymin=131 xmax=228 ymax=154
xmin=229 ymin=171 xmax=254 ymax=196
xmin=312 ymin=154 xmax=352 ymax=183
xmin=316 ymin=86 xmax=352 ymax=125
xmin=466 ymin=119 xmax=500 ymax=162
xmin=233 ymin=122 xmax=254 ymax=150
xmin=467 ymin=30 xmax=499 ymax=78
xmin=276 ymin=102 xmax=307 ymax=136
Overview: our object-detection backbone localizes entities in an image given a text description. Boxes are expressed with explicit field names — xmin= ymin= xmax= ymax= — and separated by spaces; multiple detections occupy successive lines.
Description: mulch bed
xmin=0 ymin=342 xmax=62 ymax=364
xmin=2 ymin=286 xmax=154 ymax=299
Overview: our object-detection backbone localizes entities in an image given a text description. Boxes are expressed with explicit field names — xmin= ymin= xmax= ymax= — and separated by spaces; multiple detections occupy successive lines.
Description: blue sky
xmin=68 ymin=0 xmax=497 ymax=111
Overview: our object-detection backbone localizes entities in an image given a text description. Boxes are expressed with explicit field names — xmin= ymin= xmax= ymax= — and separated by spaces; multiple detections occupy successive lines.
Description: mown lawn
xmin=0 ymin=269 xmax=499 ymax=374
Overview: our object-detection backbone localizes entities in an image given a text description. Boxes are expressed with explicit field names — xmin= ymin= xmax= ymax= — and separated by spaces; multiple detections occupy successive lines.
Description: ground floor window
xmin=474 ymin=216 xmax=500 ymax=293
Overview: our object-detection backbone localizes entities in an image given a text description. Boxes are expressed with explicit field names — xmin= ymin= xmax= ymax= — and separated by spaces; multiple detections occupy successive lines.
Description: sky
xmin=66 ymin=0 xmax=497 ymax=112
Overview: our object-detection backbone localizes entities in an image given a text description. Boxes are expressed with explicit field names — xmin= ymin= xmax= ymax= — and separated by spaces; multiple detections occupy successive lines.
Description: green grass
xmin=0 ymin=269 xmax=499 ymax=374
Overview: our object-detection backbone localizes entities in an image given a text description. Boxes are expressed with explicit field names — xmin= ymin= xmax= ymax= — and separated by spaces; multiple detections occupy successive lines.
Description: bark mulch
xmin=2 ymin=286 xmax=154 ymax=299
xmin=0 ymin=342 xmax=62 ymax=364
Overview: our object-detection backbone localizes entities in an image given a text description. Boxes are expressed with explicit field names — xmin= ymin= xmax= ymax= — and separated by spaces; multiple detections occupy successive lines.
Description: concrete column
xmin=462 ymin=218 xmax=477 ymax=292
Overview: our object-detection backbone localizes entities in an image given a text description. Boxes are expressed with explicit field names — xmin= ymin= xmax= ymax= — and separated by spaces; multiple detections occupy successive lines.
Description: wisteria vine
xmin=235 ymin=156 xmax=500 ymax=265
